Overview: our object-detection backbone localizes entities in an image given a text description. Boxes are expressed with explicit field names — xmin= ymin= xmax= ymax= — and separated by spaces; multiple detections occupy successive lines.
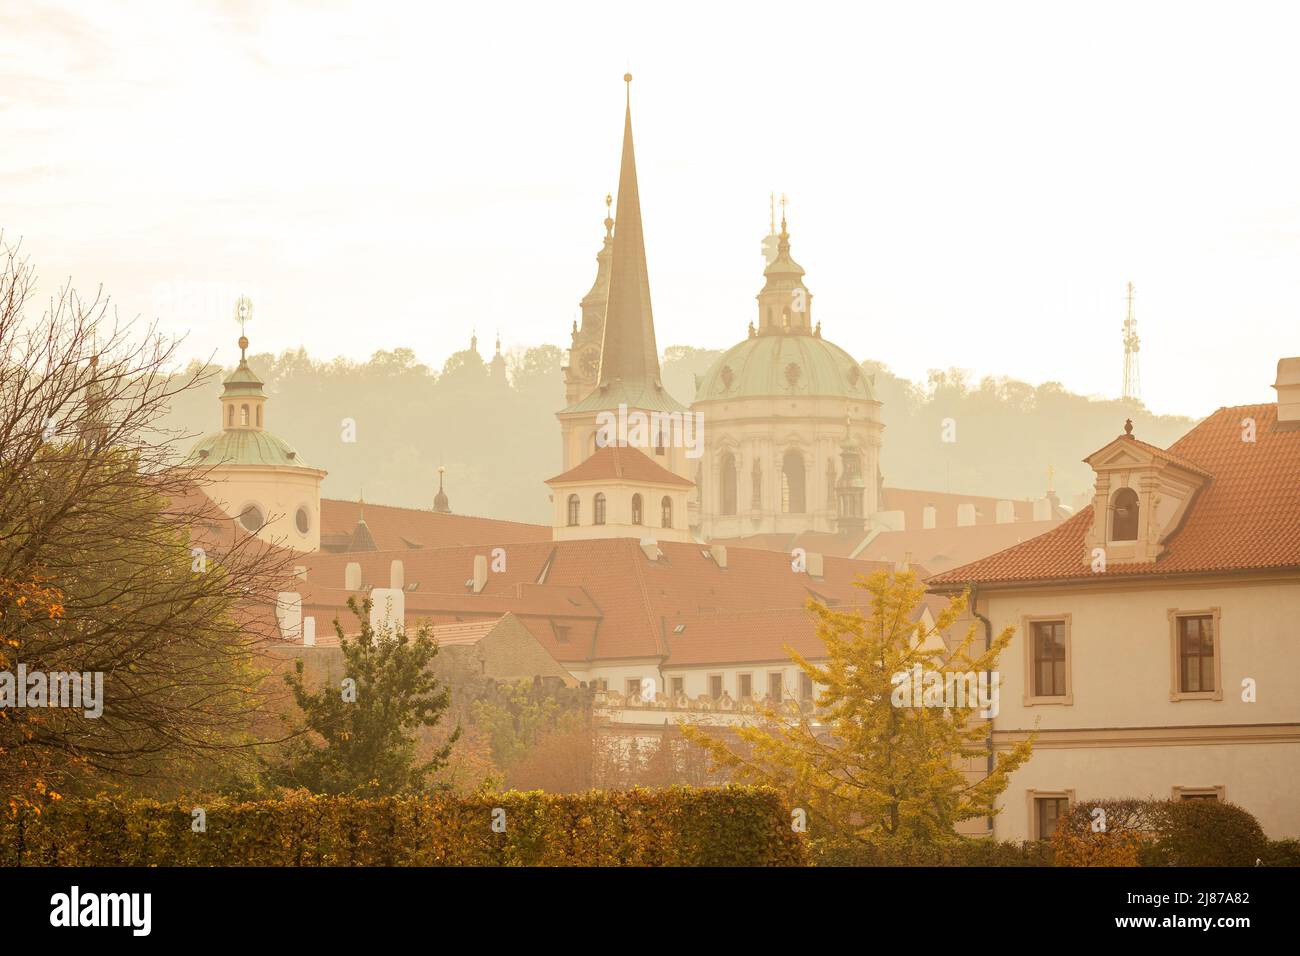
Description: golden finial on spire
xmin=234 ymin=295 xmax=253 ymax=359
xmin=624 ymin=72 xmax=632 ymax=107
xmin=604 ymin=192 xmax=614 ymax=237
xmin=779 ymin=193 xmax=789 ymax=237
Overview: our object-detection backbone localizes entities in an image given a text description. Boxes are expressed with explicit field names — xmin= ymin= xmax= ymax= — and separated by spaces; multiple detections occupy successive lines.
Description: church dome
xmin=696 ymin=333 xmax=874 ymax=402
xmin=187 ymin=428 xmax=309 ymax=468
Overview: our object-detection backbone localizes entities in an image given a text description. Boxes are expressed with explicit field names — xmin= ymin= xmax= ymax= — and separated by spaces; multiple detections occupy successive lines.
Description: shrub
xmin=1260 ymin=839 xmax=1300 ymax=867
xmin=0 ymin=787 xmax=806 ymax=867
xmin=1052 ymin=798 xmax=1268 ymax=867
xmin=1152 ymin=799 xmax=1267 ymax=867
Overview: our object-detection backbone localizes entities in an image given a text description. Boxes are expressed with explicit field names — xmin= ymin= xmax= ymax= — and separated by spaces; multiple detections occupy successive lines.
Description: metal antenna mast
xmin=1122 ymin=281 xmax=1141 ymax=403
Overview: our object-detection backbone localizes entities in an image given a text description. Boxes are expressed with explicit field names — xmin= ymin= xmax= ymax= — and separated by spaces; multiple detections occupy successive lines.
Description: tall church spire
xmin=597 ymin=73 xmax=662 ymax=391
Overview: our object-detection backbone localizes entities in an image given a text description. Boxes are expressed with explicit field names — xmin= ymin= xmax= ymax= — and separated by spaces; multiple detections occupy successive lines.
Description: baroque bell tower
xmin=564 ymin=195 xmax=614 ymax=407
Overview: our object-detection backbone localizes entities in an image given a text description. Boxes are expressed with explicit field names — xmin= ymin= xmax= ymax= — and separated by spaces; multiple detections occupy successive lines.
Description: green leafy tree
xmin=269 ymin=598 xmax=459 ymax=796
xmin=683 ymin=570 xmax=1034 ymax=845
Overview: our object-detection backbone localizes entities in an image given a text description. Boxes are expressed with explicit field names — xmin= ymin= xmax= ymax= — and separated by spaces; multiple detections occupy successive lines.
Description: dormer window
xmin=1111 ymin=487 xmax=1139 ymax=541
xmin=1082 ymin=421 xmax=1211 ymax=566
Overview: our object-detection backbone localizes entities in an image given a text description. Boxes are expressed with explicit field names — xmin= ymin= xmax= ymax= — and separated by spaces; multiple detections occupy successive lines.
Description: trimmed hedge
xmin=811 ymin=838 xmax=1053 ymax=867
xmin=0 ymin=788 xmax=807 ymax=867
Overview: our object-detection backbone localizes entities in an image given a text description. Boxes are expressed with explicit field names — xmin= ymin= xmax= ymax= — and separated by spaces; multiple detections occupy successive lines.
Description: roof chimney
xmin=472 ymin=554 xmax=488 ymax=593
xmin=712 ymin=544 xmax=728 ymax=569
xmin=995 ymin=500 xmax=1015 ymax=524
xmin=276 ymin=592 xmax=302 ymax=641
xmin=640 ymin=537 xmax=661 ymax=562
xmin=922 ymin=505 xmax=936 ymax=530
xmin=344 ymin=562 xmax=361 ymax=591
xmin=1275 ymin=357 xmax=1300 ymax=424
xmin=806 ymin=551 xmax=824 ymax=578
xmin=390 ymin=559 xmax=405 ymax=590
xmin=956 ymin=503 xmax=976 ymax=527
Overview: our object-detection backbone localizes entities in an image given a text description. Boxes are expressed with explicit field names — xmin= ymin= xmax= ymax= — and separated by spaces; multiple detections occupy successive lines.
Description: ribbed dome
xmin=695 ymin=334 xmax=874 ymax=402
xmin=186 ymin=428 xmax=310 ymax=468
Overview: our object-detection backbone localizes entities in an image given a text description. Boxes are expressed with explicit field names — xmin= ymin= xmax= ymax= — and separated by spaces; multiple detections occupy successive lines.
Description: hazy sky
xmin=3 ymin=0 xmax=1298 ymax=418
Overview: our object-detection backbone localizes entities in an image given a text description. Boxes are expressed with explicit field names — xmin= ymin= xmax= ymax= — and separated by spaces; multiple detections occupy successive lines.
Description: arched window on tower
xmin=661 ymin=496 xmax=673 ymax=529
xmin=593 ymin=493 xmax=607 ymax=525
xmin=631 ymin=493 xmax=643 ymax=525
xmin=240 ymin=404 xmax=249 ymax=427
xmin=256 ymin=405 xmax=262 ymax=427
xmin=782 ymin=450 xmax=806 ymax=514
xmin=566 ymin=494 xmax=580 ymax=527
xmin=720 ymin=452 xmax=737 ymax=516
xmin=751 ymin=458 xmax=762 ymax=509
xmin=227 ymin=405 xmax=234 ymax=427
xmin=1111 ymin=487 xmax=1139 ymax=541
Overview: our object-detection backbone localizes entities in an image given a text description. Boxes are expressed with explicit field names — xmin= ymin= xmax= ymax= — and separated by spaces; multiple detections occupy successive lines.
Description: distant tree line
xmin=157 ymin=341 xmax=1196 ymax=524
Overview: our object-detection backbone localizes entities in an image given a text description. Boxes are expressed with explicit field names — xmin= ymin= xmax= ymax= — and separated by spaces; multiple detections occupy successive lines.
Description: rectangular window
xmin=708 ymin=674 xmax=723 ymax=700
xmin=670 ymin=676 xmax=684 ymax=698
xmin=738 ymin=673 xmax=752 ymax=699
xmin=768 ymin=672 xmax=783 ymax=702
xmin=1032 ymin=620 xmax=1067 ymax=697
xmin=1170 ymin=609 xmax=1222 ymax=701
xmin=1173 ymin=786 xmax=1225 ymax=802
xmin=1023 ymin=615 xmax=1072 ymax=705
xmin=552 ymin=623 xmax=570 ymax=644
xmin=625 ymin=678 xmax=642 ymax=699
xmin=1035 ymin=797 xmax=1069 ymax=841
xmin=799 ymin=672 xmax=814 ymax=703
xmin=1178 ymin=615 xmax=1215 ymax=693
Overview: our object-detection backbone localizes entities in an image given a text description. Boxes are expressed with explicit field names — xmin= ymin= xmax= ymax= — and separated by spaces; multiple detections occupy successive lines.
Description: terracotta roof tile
xmin=319 ymin=499 xmax=550 ymax=552
xmin=544 ymin=444 xmax=694 ymax=487
xmin=294 ymin=538 xmax=897 ymax=665
xmin=930 ymin=404 xmax=1300 ymax=587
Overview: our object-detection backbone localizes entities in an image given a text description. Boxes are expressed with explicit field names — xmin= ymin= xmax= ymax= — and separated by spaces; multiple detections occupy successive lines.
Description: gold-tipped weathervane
xmin=235 ymin=295 xmax=254 ymax=360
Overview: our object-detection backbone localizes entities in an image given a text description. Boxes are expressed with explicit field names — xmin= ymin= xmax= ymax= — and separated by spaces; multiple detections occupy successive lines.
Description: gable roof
xmin=544 ymin=444 xmax=694 ymax=487
xmin=929 ymin=404 xmax=1300 ymax=587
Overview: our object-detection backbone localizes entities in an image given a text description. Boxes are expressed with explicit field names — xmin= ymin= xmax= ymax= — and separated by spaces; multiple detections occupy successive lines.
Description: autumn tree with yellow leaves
xmin=682 ymin=570 xmax=1033 ymax=845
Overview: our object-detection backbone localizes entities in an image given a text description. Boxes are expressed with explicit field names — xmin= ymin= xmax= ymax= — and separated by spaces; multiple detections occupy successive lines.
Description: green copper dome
xmin=696 ymin=333 xmax=874 ymax=402
xmin=186 ymin=428 xmax=310 ymax=468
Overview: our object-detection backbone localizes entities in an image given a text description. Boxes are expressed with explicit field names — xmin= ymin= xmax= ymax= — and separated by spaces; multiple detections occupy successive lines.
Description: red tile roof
xmin=544 ymin=445 xmax=693 ymax=487
xmin=929 ymin=404 xmax=1300 ymax=587
xmin=708 ymin=531 xmax=865 ymax=559
xmin=294 ymin=538 xmax=896 ymax=665
xmin=319 ymin=498 xmax=550 ymax=551
xmin=854 ymin=519 xmax=1065 ymax=576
